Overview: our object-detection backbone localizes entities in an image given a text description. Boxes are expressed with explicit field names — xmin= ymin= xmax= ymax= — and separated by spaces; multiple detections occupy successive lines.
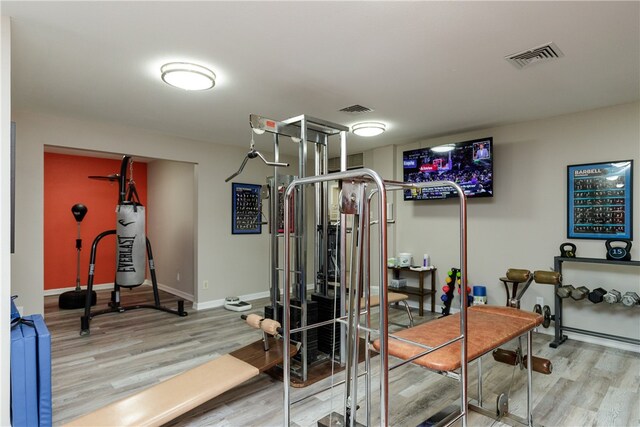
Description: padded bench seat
xmin=366 ymin=291 xmax=408 ymax=307
xmin=64 ymin=354 xmax=259 ymax=427
xmin=373 ymin=305 xmax=542 ymax=372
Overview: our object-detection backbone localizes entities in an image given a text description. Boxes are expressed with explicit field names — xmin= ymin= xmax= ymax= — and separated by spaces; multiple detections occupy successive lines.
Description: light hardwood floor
xmin=45 ymin=288 xmax=639 ymax=426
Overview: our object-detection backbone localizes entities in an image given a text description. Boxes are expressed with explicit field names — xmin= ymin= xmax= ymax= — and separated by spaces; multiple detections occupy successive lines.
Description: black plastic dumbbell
xmin=588 ymin=288 xmax=607 ymax=304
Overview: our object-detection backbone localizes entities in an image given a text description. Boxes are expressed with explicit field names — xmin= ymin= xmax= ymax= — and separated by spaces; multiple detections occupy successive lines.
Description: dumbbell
xmin=556 ymin=285 xmax=575 ymax=299
xmin=603 ymin=289 xmax=622 ymax=304
xmin=621 ymin=292 xmax=640 ymax=307
xmin=588 ymin=288 xmax=607 ymax=304
xmin=570 ymin=286 xmax=590 ymax=301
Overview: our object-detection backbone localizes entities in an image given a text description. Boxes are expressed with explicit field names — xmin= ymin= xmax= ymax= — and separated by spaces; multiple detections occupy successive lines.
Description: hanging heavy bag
xmin=115 ymin=161 xmax=146 ymax=287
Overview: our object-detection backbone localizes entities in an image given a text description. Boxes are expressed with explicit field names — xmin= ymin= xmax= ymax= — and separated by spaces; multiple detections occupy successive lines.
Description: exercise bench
xmin=366 ymin=291 xmax=414 ymax=327
xmin=64 ymin=315 xmax=296 ymax=427
xmin=373 ymin=305 xmax=543 ymax=426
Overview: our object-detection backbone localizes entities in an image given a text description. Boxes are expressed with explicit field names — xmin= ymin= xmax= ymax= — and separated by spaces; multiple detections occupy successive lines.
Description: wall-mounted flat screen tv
xmin=403 ymin=137 xmax=493 ymax=200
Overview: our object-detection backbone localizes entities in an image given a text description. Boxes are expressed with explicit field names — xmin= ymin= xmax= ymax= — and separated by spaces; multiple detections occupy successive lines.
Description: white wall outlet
xmin=536 ymin=297 xmax=544 ymax=306
xmin=177 ymin=272 xmax=181 ymax=282
xmin=203 ymin=280 xmax=209 ymax=289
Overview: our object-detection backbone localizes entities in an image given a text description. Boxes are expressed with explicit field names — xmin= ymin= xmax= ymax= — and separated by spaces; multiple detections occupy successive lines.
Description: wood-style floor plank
xmin=44 ymin=288 xmax=639 ymax=426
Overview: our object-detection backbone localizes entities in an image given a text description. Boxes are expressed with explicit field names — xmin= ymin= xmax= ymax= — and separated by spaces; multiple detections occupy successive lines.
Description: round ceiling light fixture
xmin=160 ymin=62 xmax=216 ymax=91
xmin=352 ymin=122 xmax=386 ymax=137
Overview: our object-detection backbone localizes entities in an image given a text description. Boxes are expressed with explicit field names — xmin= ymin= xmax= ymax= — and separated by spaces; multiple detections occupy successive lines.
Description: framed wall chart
xmin=232 ymin=183 xmax=262 ymax=234
xmin=567 ymin=160 xmax=633 ymax=240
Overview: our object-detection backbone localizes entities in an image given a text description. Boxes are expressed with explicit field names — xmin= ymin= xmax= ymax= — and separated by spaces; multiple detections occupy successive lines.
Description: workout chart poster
xmin=567 ymin=160 xmax=633 ymax=240
xmin=232 ymin=183 xmax=262 ymax=234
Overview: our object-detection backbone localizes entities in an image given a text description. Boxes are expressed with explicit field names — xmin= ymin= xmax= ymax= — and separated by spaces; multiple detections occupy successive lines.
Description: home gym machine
xmin=80 ymin=156 xmax=187 ymax=335
xmin=226 ymin=114 xmax=350 ymax=384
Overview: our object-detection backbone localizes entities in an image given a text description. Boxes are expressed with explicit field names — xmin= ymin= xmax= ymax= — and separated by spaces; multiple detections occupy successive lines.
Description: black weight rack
xmin=551 ymin=256 xmax=640 ymax=348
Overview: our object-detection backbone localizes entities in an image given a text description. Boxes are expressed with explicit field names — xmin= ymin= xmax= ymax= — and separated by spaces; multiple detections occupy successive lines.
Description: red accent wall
xmin=44 ymin=153 xmax=147 ymax=290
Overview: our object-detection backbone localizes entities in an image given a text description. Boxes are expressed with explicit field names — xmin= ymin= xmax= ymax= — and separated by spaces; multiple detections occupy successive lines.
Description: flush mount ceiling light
xmin=352 ymin=122 xmax=386 ymax=137
xmin=431 ymin=144 xmax=455 ymax=153
xmin=160 ymin=62 xmax=216 ymax=91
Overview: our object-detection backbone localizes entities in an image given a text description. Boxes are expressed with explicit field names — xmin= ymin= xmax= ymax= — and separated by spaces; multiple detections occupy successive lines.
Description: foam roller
xmin=524 ymin=355 xmax=553 ymax=375
xmin=506 ymin=268 xmax=531 ymax=282
xmin=492 ymin=348 xmax=518 ymax=366
xmin=534 ymin=270 xmax=561 ymax=285
xmin=260 ymin=318 xmax=282 ymax=336
xmin=244 ymin=313 xmax=263 ymax=329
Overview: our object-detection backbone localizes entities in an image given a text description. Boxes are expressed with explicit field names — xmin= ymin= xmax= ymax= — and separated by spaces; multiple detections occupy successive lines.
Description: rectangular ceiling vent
xmin=328 ymin=153 xmax=364 ymax=172
xmin=505 ymin=42 xmax=564 ymax=69
xmin=339 ymin=104 xmax=374 ymax=114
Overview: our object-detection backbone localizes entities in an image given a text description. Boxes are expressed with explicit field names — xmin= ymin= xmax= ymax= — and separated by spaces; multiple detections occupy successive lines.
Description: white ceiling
xmin=3 ymin=1 xmax=639 ymax=156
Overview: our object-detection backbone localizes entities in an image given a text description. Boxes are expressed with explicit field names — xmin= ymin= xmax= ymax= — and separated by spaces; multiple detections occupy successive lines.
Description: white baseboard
xmin=152 ymin=282 xmax=194 ymax=302
xmin=43 ymin=283 xmax=114 ymax=296
xmin=46 ymin=281 xmax=195 ymax=303
xmin=193 ymin=290 xmax=270 ymax=311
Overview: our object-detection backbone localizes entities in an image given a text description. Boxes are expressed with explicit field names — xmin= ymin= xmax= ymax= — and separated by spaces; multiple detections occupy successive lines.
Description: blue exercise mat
xmin=10 ymin=312 xmax=52 ymax=427
xmin=24 ymin=315 xmax=52 ymax=427
xmin=10 ymin=323 xmax=28 ymax=426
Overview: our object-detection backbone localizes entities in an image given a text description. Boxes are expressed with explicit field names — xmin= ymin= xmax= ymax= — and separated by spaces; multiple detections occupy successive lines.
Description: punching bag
xmin=115 ymin=156 xmax=146 ymax=287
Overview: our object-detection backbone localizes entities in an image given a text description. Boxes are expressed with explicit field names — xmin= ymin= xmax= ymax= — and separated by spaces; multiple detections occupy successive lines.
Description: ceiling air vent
xmin=505 ymin=42 xmax=564 ymax=69
xmin=328 ymin=153 xmax=364 ymax=172
xmin=339 ymin=104 xmax=374 ymax=114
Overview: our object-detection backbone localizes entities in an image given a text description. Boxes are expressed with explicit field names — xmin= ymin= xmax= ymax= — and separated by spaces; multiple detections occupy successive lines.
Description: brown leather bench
xmin=373 ymin=305 xmax=542 ymax=370
xmin=371 ymin=305 xmax=543 ymax=426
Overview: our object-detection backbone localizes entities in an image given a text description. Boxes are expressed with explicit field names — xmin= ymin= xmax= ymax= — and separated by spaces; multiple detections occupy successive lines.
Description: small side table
xmin=388 ymin=266 xmax=437 ymax=316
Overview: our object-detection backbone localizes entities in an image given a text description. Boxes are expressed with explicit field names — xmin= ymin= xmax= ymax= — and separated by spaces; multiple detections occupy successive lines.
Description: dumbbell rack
xmin=551 ymin=256 xmax=640 ymax=348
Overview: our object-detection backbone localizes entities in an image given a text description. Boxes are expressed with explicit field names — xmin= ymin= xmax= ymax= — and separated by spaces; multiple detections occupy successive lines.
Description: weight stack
xmin=311 ymin=293 xmax=341 ymax=356
xmin=265 ymin=300 xmax=319 ymax=363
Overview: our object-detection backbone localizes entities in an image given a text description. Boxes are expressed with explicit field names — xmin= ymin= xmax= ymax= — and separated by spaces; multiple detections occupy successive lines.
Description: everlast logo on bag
xmin=117 ymin=236 xmax=136 ymax=272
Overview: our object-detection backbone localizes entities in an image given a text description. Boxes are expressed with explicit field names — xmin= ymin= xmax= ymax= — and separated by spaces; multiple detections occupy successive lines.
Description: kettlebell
xmin=559 ymin=242 xmax=576 ymax=258
xmin=605 ymin=239 xmax=632 ymax=261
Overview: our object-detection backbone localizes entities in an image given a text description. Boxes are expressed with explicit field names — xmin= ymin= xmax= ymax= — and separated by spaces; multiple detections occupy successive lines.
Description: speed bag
xmin=116 ymin=204 xmax=146 ymax=286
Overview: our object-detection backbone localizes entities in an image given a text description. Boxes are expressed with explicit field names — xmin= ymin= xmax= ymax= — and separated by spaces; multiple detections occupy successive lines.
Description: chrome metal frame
xmin=250 ymin=114 xmax=349 ymax=383
xmin=281 ymin=173 xmax=539 ymax=426
xmin=283 ymin=169 xmax=388 ymax=426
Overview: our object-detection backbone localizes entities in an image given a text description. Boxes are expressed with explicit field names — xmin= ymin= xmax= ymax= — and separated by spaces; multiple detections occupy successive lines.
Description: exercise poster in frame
xmin=231 ymin=183 xmax=262 ymax=234
xmin=567 ymin=160 xmax=633 ymax=240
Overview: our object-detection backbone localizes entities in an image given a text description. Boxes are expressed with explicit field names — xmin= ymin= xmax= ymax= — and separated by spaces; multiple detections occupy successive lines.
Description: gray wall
xmin=366 ymin=102 xmax=640 ymax=349
xmin=0 ymin=15 xmax=11 ymax=426
xmin=10 ymin=110 xmax=297 ymax=315
xmin=147 ymin=159 xmax=196 ymax=300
